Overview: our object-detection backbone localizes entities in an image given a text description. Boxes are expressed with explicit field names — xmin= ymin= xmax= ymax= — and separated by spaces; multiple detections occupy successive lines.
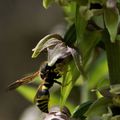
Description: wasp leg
xmin=53 ymin=80 xmax=62 ymax=86
xmin=54 ymin=80 xmax=72 ymax=87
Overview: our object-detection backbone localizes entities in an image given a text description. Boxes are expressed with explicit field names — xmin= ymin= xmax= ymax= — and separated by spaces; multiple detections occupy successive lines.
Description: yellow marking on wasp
xmin=36 ymin=101 xmax=47 ymax=106
xmin=42 ymin=85 xmax=48 ymax=90
xmin=37 ymin=95 xmax=49 ymax=100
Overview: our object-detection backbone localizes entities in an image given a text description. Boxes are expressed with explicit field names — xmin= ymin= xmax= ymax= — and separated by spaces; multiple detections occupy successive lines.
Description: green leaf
xmin=60 ymin=61 xmax=80 ymax=108
xmin=62 ymin=2 xmax=76 ymax=23
xmin=75 ymin=5 xmax=102 ymax=65
xmin=97 ymin=78 xmax=110 ymax=90
xmin=50 ymin=94 xmax=75 ymax=113
xmin=85 ymin=97 xmax=112 ymax=120
xmin=117 ymin=0 xmax=120 ymax=3
xmin=57 ymin=0 xmax=72 ymax=6
xmin=88 ymin=52 xmax=109 ymax=89
xmin=93 ymin=15 xmax=104 ymax=29
xmin=72 ymin=101 xmax=92 ymax=120
xmin=43 ymin=0 xmax=54 ymax=9
xmin=75 ymin=4 xmax=87 ymax=46
xmin=104 ymin=7 xmax=120 ymax=42
xmin=16 ymin=85 xmax=36 ymax=103
xmin=116 ymin=34 xmax=120 ymax=41
xmin=79 ymin=6 xmax=93 ymax=21
xmin=81 ymin=30 xmax=102 ymax=64
xmin=64 ymin=24 xmax=76 ymax=46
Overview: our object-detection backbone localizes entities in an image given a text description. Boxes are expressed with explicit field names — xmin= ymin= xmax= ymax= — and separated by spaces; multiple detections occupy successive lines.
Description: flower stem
xmin=105 ymin=36 xmax=120 ymax=85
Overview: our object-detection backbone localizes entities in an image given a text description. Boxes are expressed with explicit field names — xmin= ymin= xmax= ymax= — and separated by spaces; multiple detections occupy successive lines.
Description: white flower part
xmin=31 ymin=33 xmax=83 ymax=73
xmin=44 ymin=106 xmax=71 ymax=120
xmin=44 ymin=113 xmax=65 ymax=120
xmin=32 ymin=34 xmax=63 ymax=58
xmin=106 ymin=0 xmax=116 ymax=8
xmin=110 ymin=84 xmax=120 ymax=95
xmin=47 ymin=43 xmax=71 ymax=66
xmin=68 ymin=46 xmax=83 ymax=73
xmin=40 ymin=38 xmax=63 ymax=52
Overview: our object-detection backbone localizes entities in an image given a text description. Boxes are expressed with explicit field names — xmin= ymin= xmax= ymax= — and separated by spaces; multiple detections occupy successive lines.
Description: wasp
xmin=7 ymin=59 xmax=65 ymax=113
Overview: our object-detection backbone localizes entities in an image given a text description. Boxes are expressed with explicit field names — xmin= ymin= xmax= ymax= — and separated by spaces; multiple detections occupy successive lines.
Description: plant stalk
xmin=105 ymin=37 xmax=120 ymax=85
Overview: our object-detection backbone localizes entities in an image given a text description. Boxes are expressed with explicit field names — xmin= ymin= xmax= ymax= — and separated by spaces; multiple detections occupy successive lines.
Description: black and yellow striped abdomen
xmin=35 ymin=85 xmax=50 ymax=113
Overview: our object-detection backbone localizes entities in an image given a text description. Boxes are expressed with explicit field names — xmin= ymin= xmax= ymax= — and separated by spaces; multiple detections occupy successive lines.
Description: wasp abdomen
xmin=35 ymin=89 xmax=50 ymax=113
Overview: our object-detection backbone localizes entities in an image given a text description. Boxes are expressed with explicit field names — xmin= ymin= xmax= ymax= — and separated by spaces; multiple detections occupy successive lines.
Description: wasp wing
xmin=7 ymin=71 xmax=40 ymax=90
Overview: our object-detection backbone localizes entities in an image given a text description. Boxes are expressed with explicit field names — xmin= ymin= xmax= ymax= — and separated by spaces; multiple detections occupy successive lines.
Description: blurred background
xmin=0 ymin=0 xmax=65 ymax=120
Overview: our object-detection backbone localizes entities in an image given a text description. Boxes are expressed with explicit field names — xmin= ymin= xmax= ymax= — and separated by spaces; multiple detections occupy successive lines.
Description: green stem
xmin=105 ymin=37 xmax=120 ymax=85
xmin=81 ymin=81 xmax=89 ymax=103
